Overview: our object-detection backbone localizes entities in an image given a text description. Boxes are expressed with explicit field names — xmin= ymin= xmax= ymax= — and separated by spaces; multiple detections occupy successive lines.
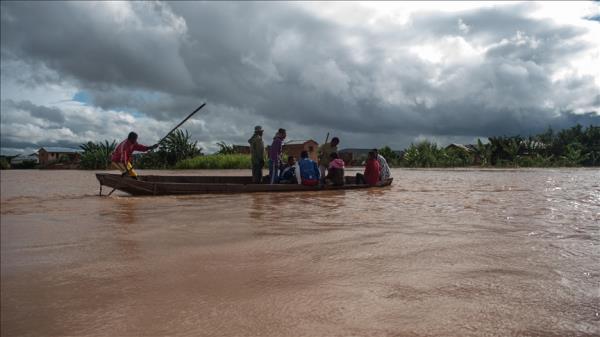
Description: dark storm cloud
xmin=0 ymin=1 xmax=598 ymax=153
xmin=3 ymin=99 xmax=65 ymax=124
xmin=1 ymin=2 xmax=193 ymax=93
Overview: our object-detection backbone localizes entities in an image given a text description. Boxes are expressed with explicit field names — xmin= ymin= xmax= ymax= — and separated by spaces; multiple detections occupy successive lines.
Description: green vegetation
xmin=15 ymin=160 xmax=38 ymax=169
xmin=399 ymin=141 xmax=474 ymax=168
xmin=136 ymin=129 xmax=202 ymax=169
xmin=377 ymin=146 xmax=401 ymax=166
xmin=80 ymin=140 xmax=117 ymax=169
xmin=77 ymin=124 xmax=597 ymax=170
xmin=215 ymin=141 xmax=236 ymax=155
xmin=0 ymin=158 xmax=10 ymax=169
xmin=390 ymin=124 xmax=599 ymax=168
xmin=176 ymin=154 xmax=252 ymax=169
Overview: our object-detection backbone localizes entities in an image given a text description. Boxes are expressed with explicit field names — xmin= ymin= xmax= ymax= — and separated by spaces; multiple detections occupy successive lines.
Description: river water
xmin=1 ymin=169 xmax=598 ymax=337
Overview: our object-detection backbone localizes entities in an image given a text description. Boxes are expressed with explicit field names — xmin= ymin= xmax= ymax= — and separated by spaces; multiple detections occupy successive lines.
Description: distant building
xmin=338 ymin=148 xmax=371 ymax=166
xmin=267 ymin=140 xmax=319 ymax=162
xmin=445 ymin=143 xmax=478 ymax=165
xmin=10 ymin=153 xmax=39 ymax=165
xmin=38 ymin=147 xmax=82 ymax=167
xmin=445 ymin=143 xmax=476 ymax=153
xmin=284 ymin=140 xmax=319 ymax=162
xmin=232 ymin=145 xmax=251 ymax=154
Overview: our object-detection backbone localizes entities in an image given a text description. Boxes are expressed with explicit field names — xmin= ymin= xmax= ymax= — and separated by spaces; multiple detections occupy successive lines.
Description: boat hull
xmin=96 ymin=174 xmax=393 ymax=196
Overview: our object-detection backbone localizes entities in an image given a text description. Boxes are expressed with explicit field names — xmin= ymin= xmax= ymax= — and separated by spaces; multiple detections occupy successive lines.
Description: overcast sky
xmin=1 ymin=1 xmax=599 ymax=155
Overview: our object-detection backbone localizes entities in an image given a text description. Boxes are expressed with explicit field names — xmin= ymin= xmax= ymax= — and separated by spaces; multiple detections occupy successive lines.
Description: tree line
xmin=378 ymin=124 xmax=599 ymax=167
xmin=74 ymin=124 xmax=598 ymax=170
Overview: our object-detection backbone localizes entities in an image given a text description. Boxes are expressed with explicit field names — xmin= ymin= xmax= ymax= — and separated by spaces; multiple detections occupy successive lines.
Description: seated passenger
xmin=373 ymin=148 xmax=391 ymax=181
xmin=297 ymin=150 xmax=320 ymax=186
xmin=356 ymin=151 xmax=381 ymax=186
xmin=325 ymin=152 xmax=345 ymax=186
xmin=279 ymin=156 xmax=298 ymax=184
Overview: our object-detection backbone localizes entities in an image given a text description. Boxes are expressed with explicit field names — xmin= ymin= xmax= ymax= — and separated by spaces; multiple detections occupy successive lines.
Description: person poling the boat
xmin=248 ymin=125 xmax=265 ymax=184
xmin=317 ymin=136 xmax=339 ymax=181
xmin=268 ymin=128 xmax=286 ymax=184
xmin=356 ymin=151 xmax=381 ymax=186
xmin=296 ymin=150 xmax=320 ymax=186
xmin=111 ymin=132 xmax=158 ymax=179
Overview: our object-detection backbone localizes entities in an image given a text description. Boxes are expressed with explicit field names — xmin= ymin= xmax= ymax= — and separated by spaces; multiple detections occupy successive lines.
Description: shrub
xmin=80 ymin=140 xmax=117 ymax=169
xmin=0 ymin=158 xmax=9 ymax=169
xmin=136 ymin=129 xmax=202 ymax=168
xmin=378 ymin=146 xmax=401 ymax=166
xmin=402 ymin=141 xmax=443 ymax=167
xmin=11 ymin=160 xmax=37 ymax=169
xmin=176 ymin=154 xmax=252 ymax=169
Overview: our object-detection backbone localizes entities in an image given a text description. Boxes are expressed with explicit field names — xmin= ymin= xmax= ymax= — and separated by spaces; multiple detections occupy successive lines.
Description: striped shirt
xmin=377 ymin=154 xmax=391 ymax=181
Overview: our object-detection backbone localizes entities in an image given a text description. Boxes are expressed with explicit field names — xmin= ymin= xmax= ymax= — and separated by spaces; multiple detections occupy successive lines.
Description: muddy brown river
xmin=1 ymin=169 xmax=598 ymax=337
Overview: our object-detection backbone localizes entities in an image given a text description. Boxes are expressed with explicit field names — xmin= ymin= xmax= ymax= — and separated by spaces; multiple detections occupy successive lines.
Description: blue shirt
xmin=298 ymin=158 xmax=320 ymax=180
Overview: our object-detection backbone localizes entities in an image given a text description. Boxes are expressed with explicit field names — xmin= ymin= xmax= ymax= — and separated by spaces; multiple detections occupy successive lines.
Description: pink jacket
xmin=111 ymin=139 xmax=150 ymax=163
xmin=328 ymin=158 xmax=345 ymax=169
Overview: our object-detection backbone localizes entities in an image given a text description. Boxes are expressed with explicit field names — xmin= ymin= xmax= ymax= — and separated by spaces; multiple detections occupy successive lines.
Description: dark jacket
xmin=269 ymin=135 xmax=284 ymax=161
xmin=326 ymin=167 xmax=345 ymax=186
xmin=248 ymin=134 xmax=264 ymax=164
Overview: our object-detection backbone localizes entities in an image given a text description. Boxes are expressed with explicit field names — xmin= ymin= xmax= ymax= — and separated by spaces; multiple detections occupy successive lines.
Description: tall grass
xmin=175 ymin=154 xmax=252 ymax=169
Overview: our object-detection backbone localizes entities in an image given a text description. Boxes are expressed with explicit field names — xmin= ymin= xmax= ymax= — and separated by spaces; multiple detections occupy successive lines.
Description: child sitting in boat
xmin=356 ymin=151 xmax=381 ymax=186
xmin=325 ymin=152 xmax=345 ymax=186
xmin=297 ymin=150 xmax=320 ymax=186
xmin=279 ymin=156 xmax=298 ymax=184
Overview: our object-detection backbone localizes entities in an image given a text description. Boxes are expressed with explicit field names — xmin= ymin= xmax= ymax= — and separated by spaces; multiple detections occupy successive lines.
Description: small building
xmin=38 ymin=147 xmax=82 ymax=167
xmin=267 ymin=140 xmax=319 ymax=162
xmin=284 ymin=140 xmax=319 ymax=162
xmin=232 ymin=145 xmax=251 ymax=154
xmin=10 ymin=153 xmax=39 ymax=165
xmin=338 ymin=148 xmax=372 ymax=166
xmin=445 ymin=143 xmax=478 ymax=165
xmin=445 ymin=143 xmax=476 ymax=153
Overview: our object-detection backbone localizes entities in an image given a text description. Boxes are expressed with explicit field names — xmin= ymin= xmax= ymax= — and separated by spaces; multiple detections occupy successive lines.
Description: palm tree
xmin=79 ymin=140 xmax=117 ymax=169
xmin=161 ymin=129 xmax=202 ymax=165
xmin=561 ymin=143 xmax=588 ymax=166
xmin=501 ymin=137 xmax=521 ymax=166
xmin=475 ymin=139 xmax=492 ymax=166
xmin=216 ymin=141 xmax=236 ymax=155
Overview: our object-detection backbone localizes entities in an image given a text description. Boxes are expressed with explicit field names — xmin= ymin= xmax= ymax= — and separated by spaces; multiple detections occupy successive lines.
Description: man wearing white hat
xmin=248 ymin=125 xmax=265 ymax=183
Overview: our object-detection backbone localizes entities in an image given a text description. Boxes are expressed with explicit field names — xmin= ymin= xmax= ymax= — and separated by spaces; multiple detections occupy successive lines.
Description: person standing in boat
xmin=111 ymin=132 xmax=157 ymax=178
xmin=248 ymin=125 xmax=265 ymax=183
xmin=317 ymin=137 xmax=339 ymax=180
xmin=356 ymin=151 xmax=381 ymax=186
xmin=297 ymin=150 xmax=320 ymax=186
xmin=373 ymin=148 xmax=391 ymax=181
xmin=268 ymin=128 xmax=286 ymax=184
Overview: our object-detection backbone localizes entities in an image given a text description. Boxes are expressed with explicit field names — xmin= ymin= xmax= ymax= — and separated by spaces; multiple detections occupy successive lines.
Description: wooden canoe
xmin=96 ymin=173 xmax=393 ymax=196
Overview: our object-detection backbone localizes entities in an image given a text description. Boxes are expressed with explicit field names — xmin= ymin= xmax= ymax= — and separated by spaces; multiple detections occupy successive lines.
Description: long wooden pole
xmin=157 ymin=102 xmax=207 ymax=145
xmin=104 ymin=103 xmax=206 ymax=197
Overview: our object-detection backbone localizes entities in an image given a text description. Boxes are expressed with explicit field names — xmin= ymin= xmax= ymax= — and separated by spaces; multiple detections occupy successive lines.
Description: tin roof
xmin=10 ymin=153 xmax=39 ymax=164
xmin=284 ymin=139 xmax=318 ymax=145
xmin=446 ymin=144 xmax=476 ymax=152
xmin=39 ymin=147 xmax=82 ymax=153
